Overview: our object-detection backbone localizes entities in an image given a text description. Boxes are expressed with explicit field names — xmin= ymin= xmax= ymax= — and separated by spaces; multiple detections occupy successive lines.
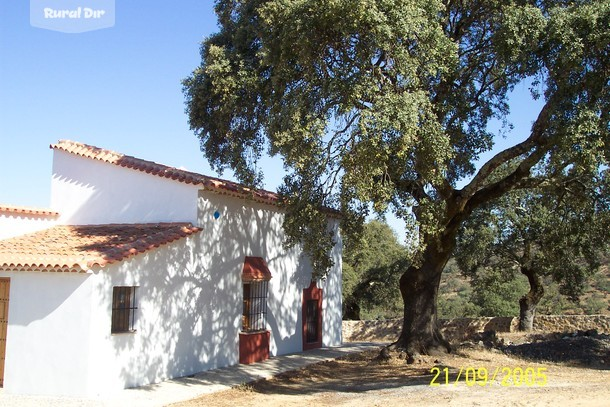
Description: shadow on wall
xmin=78 ymin=189 xmax=326 ymax=391
xmin=322 ymin=223 xmax=343 ymax=346
xmin=90 ymin=227 xmax=243 ymax=390
xmin=199 ymin=192 xmax=314 ymax=356
xmin=266 ymin=255 xmax=311 ymax=355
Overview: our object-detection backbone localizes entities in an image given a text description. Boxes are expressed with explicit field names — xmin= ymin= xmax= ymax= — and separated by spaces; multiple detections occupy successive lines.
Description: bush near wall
xmin=342 ymin=315 xmax=610 ymax=343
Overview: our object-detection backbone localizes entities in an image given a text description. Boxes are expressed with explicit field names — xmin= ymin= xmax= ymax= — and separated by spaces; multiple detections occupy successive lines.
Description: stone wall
xmin=342 ymin=315 xmax=610 ymax=343
xmin=342 ymin=319 xmax=402 ymax=343
xmin=533 ymin=315 xmax=610 ymax=333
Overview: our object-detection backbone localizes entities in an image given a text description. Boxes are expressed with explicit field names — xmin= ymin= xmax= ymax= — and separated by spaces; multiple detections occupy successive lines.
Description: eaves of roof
xmin=0 ymin=205 xmax=59 ymax=217
xmin=0 ymin=223 xmax=202 ymax=273
xmin=50 ymin=140 xmax=342 ymax=217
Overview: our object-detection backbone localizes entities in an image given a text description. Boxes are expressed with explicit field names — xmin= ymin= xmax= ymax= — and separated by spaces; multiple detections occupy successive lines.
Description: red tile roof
xmin=0 ymin=223 xmax=201 ymax=272
xmin=50 ymin=140 xmax=280 ymax=205
xmin=0 ymin=205 xmax=59 ymax=217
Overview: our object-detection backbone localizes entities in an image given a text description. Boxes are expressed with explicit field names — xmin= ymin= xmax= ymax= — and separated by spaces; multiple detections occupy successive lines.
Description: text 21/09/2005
xmin=430 ymin=366 xmax=548 ymax=387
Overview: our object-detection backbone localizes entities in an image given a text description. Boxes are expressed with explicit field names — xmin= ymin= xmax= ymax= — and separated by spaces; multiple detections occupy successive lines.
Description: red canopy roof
xmin=242 ymin=256 xmax=272 ymax=281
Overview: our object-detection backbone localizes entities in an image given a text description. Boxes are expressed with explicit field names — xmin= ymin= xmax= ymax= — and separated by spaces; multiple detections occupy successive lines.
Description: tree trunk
xmin=343 ymin=298 xmax=361 ymax=320
xmin=392 ymin=237 xmax=454 ymax=357
xmin=518 ymin=266 xmax=544 ymax=331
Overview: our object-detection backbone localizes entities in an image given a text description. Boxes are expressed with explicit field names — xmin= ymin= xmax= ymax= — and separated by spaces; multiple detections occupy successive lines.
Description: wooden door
xmin=0 ymin=278 xmax=9 ymax=387
xmin=302 ymin=281 xmax=323 ymax=350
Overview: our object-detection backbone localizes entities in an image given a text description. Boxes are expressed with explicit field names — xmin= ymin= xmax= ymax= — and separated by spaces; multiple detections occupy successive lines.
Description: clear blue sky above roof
xmin=1 ymin=1 xmax=254 ymax=206
xmin=0 ymin=1 xmax=542 ymax=241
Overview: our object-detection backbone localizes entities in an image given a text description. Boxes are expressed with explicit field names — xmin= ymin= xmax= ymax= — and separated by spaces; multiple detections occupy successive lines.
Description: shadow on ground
xmin=501 ymin=331 xmax=610 ymax=370
xmin=246 ymin=350 xmax=436 ymax=396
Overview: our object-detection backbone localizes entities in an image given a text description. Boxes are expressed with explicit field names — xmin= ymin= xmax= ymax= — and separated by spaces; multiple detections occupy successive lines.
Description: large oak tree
xmin=183 ymin=0 xmax=610 ymax=357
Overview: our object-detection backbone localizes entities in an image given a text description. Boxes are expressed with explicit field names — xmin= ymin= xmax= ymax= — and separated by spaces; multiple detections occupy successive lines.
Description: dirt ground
xmin=170 ymin=332 xmax=610 ymax=407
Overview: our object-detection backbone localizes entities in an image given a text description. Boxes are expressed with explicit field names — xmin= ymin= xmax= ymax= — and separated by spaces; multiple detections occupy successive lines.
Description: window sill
xmin=240 ymin=329 xmax=269 ymax=335
xmin=111 ymin=330 xmax=137 ymax=335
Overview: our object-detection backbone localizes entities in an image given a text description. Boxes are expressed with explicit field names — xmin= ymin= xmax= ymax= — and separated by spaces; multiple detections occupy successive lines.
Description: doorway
xmin=302 ymin=280 xmax=322 ymax=350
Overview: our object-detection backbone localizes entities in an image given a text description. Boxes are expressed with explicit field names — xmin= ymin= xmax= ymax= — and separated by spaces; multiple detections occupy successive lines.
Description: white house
xmin=0 ymin=140 xmax=342 ymax=397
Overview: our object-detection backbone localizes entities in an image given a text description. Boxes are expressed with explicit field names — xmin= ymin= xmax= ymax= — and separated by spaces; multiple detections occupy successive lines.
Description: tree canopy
xmin=342 ymin=220 xmax=406 ymax=319
xmin=184 ymin=0 xmax=610 ymax=354
xmin=454 ymin=171 xmax=609 ymax=329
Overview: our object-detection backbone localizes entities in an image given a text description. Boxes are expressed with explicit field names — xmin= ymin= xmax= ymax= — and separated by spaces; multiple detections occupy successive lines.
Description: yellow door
xmin=0 ymin=278 xmax=9 ymax=387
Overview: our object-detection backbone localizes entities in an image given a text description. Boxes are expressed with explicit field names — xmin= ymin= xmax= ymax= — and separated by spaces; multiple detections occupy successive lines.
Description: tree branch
xmin=394 ymin=177 xmax=430 ymax=204
xmin=465 ymin=143 xmax=550 ymax=213
xmin=460 ymin=98 xmax=555 ymax=199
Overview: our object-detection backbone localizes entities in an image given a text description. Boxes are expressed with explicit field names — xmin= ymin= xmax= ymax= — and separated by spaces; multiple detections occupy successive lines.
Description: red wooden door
xmin=302 ymin=281 xmax=323 ymax=350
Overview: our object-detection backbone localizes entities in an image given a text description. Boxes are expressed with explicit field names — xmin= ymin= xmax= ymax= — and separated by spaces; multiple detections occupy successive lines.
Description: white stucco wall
xmin=2 ymin=154 xmax=342 ymax=397
xmin=320 ymin=219 xmax=343 ymax=349
xmin=83 ymin=191 xmax=341 ymax=395
xmin=85 ymin=233 xmax=234 ymax=396
xmin=50 ymin=150 xmax=199 ymax=225
xmin=0 ymin=213 xmax=57 ymax=240
xmin=0 ymin=272 xmax=93 ymax=396
xmin=197 ymin=191 xmax=343 ymax=356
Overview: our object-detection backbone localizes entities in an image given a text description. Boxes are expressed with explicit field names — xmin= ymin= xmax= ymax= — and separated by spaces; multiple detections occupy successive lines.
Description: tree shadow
xmin=78 ymin=188 xmax=342 ymax=394
xmin=502 ymin=334 xmax=610 ymax=371
xmin=246 ymin=356 xmax=437 ymax=396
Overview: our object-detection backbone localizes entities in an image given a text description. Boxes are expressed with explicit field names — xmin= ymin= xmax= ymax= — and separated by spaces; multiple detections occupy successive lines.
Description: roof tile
xmin=0 ymin=223 xmax=202 ymax=272
xmin=0 ymin=205 xmax=59 ymax=217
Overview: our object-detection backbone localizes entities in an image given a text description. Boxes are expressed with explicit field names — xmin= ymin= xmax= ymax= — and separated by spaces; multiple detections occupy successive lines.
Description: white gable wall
xmin=0 ymin=213 xmax=57 ymax=240
xmin=51 ymin=150 xmax=199 ymax=225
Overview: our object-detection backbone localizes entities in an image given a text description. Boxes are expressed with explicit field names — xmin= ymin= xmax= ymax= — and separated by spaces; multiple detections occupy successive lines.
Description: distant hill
xmin=438 ymin=258 xmax=610 ymax=319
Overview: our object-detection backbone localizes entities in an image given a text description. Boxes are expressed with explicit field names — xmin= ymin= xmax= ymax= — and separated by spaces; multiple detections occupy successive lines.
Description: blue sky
xmin=0 ymin=1 xmax=250 ymax=207
xmin=0 ymin=1 xmax=542 ymax=239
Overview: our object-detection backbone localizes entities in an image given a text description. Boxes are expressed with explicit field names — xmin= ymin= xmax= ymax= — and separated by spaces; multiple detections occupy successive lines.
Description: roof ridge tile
xmin=0 ymin=205 xmax=59 ymax=217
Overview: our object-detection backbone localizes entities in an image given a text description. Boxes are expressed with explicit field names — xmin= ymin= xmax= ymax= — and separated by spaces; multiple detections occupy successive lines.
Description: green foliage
xmin=469 ymin=269 xmax=529 ymax=317
xmin=437 ymin=294 xmax=480 ymax=319
xmin=439 ymin=260 xmax=527 ymax=318
xmin=440 ymin=260 xmax=610 ymax=318
xmin=438 ymin=259 xmax=479 ymax=318
xmin=454 ymin=162 xmax=609 ymax=320
xmin=185 ymin=0 xmax=609 ymax=277
xmin=342 ymin=220 xmax=406 ymax=319
xmin=592 ymin=271 xmax=610 ymax=293
xmin=343 ymin=220 xmax=405 ymax=272
xmin=355 ymin=261 xmax=406 ymax=320
xmin=583 ymin=293 xmax=607 ymax=314
xmin=536 ymin=279 xmax=571 ymax=315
